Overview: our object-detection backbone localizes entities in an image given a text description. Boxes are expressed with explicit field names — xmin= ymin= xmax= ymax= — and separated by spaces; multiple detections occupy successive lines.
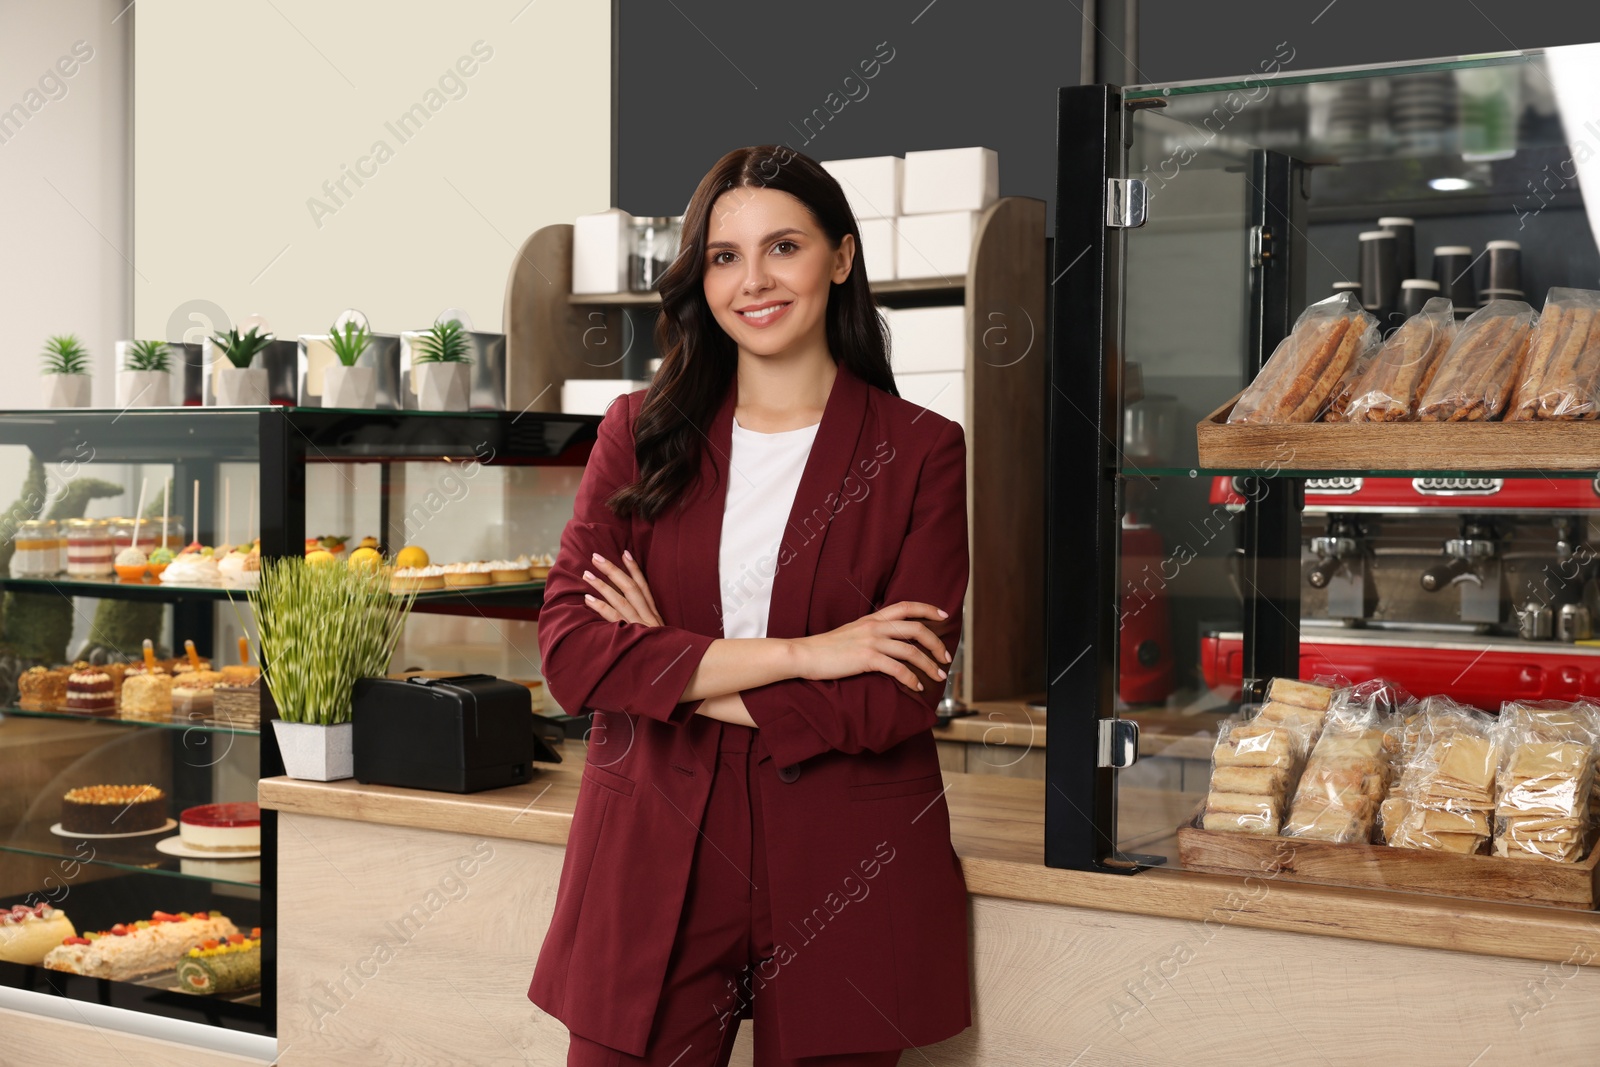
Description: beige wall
xmin=132 ymin=0 xmax=613 ymax=341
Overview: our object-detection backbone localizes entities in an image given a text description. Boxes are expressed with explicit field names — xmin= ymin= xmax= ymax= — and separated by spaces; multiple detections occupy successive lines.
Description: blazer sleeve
xmin=741 ymin=417 xmax=970 ymax=766
xmin=537 ymin=395 xmax=716 ymax=726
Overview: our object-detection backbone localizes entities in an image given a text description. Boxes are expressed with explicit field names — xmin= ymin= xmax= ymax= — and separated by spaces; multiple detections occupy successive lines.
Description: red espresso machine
xmin=1201 ymin=475 xmax=1600 ymax=710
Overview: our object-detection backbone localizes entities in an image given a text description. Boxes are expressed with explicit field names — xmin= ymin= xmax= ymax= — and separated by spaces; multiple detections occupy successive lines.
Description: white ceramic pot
xmin=214 ymin=365 xmax=270 ymax=406
xmin=416 ymin=362 xmax=470 ymax=411
xmin=42 ymin=373 xmax=92 ymax=409
xmin=116 ymin=370 xmax=172 ymax=408
xmin=323 ymin=365 xmax=377 ymax=409
xmin=271 ymin=720 xmax=354 ymax=781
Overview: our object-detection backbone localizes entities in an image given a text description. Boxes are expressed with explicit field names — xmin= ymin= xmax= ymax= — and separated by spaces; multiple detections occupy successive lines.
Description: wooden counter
xmin=260 ymin=740 xmax=1600 ymax=1065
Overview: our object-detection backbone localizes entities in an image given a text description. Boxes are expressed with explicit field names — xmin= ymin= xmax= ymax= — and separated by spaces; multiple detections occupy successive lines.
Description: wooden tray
xmin=1196 ymin=391 xmax=1600 ymax=472
xmin=1176 ymin=814 xmax=1600 ymax=910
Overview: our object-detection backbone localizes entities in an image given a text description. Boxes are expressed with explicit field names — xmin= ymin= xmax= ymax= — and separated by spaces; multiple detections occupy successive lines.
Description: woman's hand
xmin=581 ymin=549 xmax=663 ymax=626
xmin=788 ymin=601 xmax=953 ymax=692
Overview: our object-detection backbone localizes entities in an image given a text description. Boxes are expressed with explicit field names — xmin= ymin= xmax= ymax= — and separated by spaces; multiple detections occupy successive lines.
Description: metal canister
xmin=1517 ymin=601 xmax=1552 ymax=640
xmin=1557 ymin=602 xmax=1592 ymax=643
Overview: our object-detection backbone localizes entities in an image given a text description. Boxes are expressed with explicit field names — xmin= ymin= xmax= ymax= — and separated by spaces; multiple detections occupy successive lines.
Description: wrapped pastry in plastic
xmin=1202 ymin=710 xmax=1319 ymax=835
xmin=1415 ymin=299 xmax=1537 ymax=422
xmin=1282 ymin=703 xmax=1398 ymax=844
xmin=1227 ymin=293 xmax=1380 ymax=424
xmin=1337 ymin=298 xmax=1457 ymax=422
xmin=1382 ymin=695 xmax=1499 ymax=853
xmin=1507 ymin=288 xmax=1600 ymax=420
xmin=1491 ymin=700 xmax=1600 ymax=862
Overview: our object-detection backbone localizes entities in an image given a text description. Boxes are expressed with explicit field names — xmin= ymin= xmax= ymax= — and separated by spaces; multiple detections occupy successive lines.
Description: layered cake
xmin=0 ymin=904 xmax=76 ymax=965
xmin=43 ymin=910 xmax=239 ymax=980
xmin=173 ymin=670 xmax=224 ymax=722
xmin=65 ymin=670 xmax=115 ymax=715
xmin=177 ymin=930 xmax=262 ymax=994
xmin=179 ymin=803 xmax=260 ymax=853
xmin=212 ymin=679 xmax=261 ymax=728
xmin=17 ymin=666 xmax=68 ymax=711
xmin=120 ymin=670 xmax=173 ymax=721
xmin=60 ymin=784 xmax=167 ymax=835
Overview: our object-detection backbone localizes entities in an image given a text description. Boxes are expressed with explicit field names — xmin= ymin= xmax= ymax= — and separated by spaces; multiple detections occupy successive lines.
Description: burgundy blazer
xmin=527 ymin=360 xmax=972 ymax=1059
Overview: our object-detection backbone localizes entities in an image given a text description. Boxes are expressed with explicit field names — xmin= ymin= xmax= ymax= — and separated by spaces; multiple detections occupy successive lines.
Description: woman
xmin=529 ymin=145 xmax=972 ymax=1066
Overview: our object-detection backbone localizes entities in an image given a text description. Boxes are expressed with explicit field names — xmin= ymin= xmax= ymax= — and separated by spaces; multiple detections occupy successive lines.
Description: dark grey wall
xmin=615 ymin=0 xmax=1081 ymax=223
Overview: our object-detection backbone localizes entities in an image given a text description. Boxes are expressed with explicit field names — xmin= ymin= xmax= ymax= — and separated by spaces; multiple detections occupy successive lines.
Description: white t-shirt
xmin=718 ymin=415 xmax=821 ymax=639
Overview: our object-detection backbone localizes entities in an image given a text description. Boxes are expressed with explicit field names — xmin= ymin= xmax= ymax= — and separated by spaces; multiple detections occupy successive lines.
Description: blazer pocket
xmin=582 ymin=759 xmax=637 ymax=797
xmin=848 ymin=771 xmax=946 ymax=802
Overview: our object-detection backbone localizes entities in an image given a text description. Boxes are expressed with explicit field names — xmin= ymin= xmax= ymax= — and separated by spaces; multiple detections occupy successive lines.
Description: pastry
xmin=120 ymin=670 xmax=173 ymax=721
xmin=441 ymin=562 xmax=494 ymax=587
xmin=43 ymin=911 xmax=239 ymax=981
xmin=65 ymin=670 xmax=115 ymax=715
xmin=218 ymin=544 xmax=260 ymax=589
xmin=489 ymin=556 xmax=532 ymax=583
xmin=147 ymin=546 xmax=175 ymax=579
xmin=1342 ymin=297 xmax=1457 ymax=421
xmin=179 ymin=802 xmax=260 ymax=852
xmin=1417 ymin=300 xmax=1537 ymax=421
xmin=212 ymin=679 xmax=262 ymax=728
xmin=173 ymin=670 xmax=224 ymax=722
xmin=1265 ymin=678 xmax=1336 ymax=711
xmin=529 ymin=552 xmax=554 ymax=579
xmin=60 ymin=784 xmax=166 ymax=835
xmin=0 ymin=904 xmax=76 ymax=965
xmin=390 ymin=565 xmax=445 ymax=593
xmin=1282 ymin=721 xmax=1392 ymax=843
xmin=177 ymin=931 xmax=261 ymax=995
xmin=160 ymin=550 xmax=222 ymax=586
xmin=18 ymin=666 xmax=68 ymax=711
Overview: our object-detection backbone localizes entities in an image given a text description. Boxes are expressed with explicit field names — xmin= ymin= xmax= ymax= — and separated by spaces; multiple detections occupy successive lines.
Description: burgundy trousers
xmin=566 ymin=721 xmax=903 ymax=1067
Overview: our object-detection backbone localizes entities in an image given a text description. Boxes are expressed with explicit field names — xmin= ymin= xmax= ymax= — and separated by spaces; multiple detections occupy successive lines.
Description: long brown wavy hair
xmin=606 ymin=145 xmax=898 ymax=523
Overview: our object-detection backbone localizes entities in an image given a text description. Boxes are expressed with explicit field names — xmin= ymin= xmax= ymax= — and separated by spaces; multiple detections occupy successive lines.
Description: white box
xmin=902 ymin=147 xmax=998 ymax=215
xmin=893 ymin=370 xmax=965 ymax=432
xmin=856 ymin=217 xmax=896 ymax=283
xmin=822 ymin=156 xmax=902 ymax=219
xmin=572 ymin=209 xmax=632 ymax=294
xmin=895 ymin=211 xmax=980 ymax=279
xmin=885 ymin=306 xmax=965 ymax=374
xmin=561 ymin=378 xmax=649 ymax=416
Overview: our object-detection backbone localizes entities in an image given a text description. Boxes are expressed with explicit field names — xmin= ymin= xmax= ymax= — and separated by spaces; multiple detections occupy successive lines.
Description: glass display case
xmin=0 ymin=406 xmax=597 ymax=1039
xmin=1048 ymin=47 xmax=1600 ymax=907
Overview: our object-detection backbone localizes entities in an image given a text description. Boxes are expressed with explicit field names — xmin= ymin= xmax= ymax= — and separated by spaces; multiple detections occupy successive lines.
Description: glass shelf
xmin=0 ymin=575 xmax=546 ymax=609
xmin=1125 ymin=466 xmax=1600 ymax=481
xmin=0 ymin=706 xmax=259 ymax=737
xmin=0 ymin=836 xmax=261 ymax=889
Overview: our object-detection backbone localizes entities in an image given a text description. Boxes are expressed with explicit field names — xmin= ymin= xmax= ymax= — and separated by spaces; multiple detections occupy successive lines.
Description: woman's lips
xmin=737 ymin=301 xmax=793 ymax=328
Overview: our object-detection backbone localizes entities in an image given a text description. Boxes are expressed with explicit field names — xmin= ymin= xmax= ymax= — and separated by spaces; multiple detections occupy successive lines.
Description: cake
xmin=212 ymin=679 xmax=262 ymax=728
xmin=0 ymin=904 xmax=76 ymax=965
xmin=60 ymin=784 xmax=167 ymax=835
xmin=173 ymin=670 xmax=224 ymax=722
xmin=65 ymin=671 xmax=115 ymax=715
xmin=43 ymin=910 xmax=239 ymax=980
xmin=176 ymin=929 xmax=261 ymax=995
xmin=488 ymin=555 xmax=532 ymax=583
xmin=114 ymin=546 xmax=148 ymax=582
xmin=441 ymin=561 xmax=494 ymax=588
xmin=160 ymin=551 xmax=222 ymax=586
xmin=147 ymin=546 xmax=174 ymax=579
xmin=390 ymin=565 xmax=445 ymax=593
xmin=18 ymin=666 xmax=68 ymax=711
xmin=179 ymin=802 xmax=260 ymax=852
xmin=120 ymin=670 xmax=173 ymax=721
xmin=220 ymin=665 xmax=260 ymax=686
xmin=218 ymin=543 xmax=260 ymax=589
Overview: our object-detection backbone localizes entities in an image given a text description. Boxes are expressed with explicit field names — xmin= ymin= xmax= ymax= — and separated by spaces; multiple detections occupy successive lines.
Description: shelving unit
xmin=503 ymin=197 xmax=1049 ymax=703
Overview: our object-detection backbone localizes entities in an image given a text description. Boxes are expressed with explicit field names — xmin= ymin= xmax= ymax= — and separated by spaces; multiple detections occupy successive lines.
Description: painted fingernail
xmin=584 ymin=594 xmax=595 ymax=602
xmin=937 ymin=669 xmax=946 ymax=679
xmin=623 ymin=549 xmax=633 ymax=561
xmin=582 ymin=570 xmax=595 ymax=581
xmin=591 ymin=552 xmax=602 ymax=563
xmin=937 ymin=608 xmax=949 ymax=617
xmin=917 ymin=682 xmax=925 ymax=691
xmin=944 ymin=650 xmax=952 ymax=662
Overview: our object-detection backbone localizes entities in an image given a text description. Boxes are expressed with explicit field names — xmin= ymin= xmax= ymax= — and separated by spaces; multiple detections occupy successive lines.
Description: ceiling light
xmin=1429 ymin=177 xmax=1474 ymax=191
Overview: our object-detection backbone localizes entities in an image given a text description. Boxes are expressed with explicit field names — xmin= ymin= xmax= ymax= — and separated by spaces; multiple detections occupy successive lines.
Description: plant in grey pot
xmin=412 ymin=318 xmax=472 ymax=411
xmin=250 ymin=555 xmax=416 ymax=781
xmin=115 ymin=339 xmax=174 ymax=407
xmin=209 ymin=325 xmax=273 ymax=405
xmin=40 ymin=334 xmax=93 ymax=408
xmin=323 ymin=318 xmax=376 ymax=409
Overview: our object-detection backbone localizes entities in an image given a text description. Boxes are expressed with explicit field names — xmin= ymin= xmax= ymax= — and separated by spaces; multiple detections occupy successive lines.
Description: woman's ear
xmin=831 ymin=233 xmax=857 ymax=284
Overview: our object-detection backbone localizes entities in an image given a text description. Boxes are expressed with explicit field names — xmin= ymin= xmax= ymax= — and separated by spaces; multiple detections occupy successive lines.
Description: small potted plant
xmin=115 ymin=339 xmax=173 ymax=407
xmin=40 ymin=334 xmax=92 ymax=408
xmin=208 ymin=325 xmax=273 ymax=405
xmin=323 ymin=318 xmax=376 ymax=409
xmin=412 ymin=318 xmax=472 ymax=411
xmin=250 ymin=555 xmax=416 ymax=781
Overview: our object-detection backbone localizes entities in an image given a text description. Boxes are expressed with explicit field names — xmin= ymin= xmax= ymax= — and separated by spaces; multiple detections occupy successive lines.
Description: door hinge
xmin=1098 ymin=718 xmax=1140 ymax=769
xmin=1106 ymin=178 xmax=1147 ymax=228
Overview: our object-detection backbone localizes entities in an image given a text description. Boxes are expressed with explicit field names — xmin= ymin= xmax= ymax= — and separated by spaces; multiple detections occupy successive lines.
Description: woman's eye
xmin=711 ymin=251 xmax=735 ymax=265
xmin=773 ymin=240 xmax=797 ymax=255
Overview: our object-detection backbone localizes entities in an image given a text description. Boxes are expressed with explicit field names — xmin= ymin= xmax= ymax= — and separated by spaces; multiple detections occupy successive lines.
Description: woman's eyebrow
xmin=705 ymin=227 xmax=806 ymax=252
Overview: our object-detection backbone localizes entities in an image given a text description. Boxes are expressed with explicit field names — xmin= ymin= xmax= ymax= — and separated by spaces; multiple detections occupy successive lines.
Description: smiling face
xmin=701 ymin=185 xmax=855 ymax=359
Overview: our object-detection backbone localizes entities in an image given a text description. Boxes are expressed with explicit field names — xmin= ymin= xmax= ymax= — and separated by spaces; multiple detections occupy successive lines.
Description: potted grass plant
xmin=411 ymin=318 xmax=472 ymax=411
xmin=40 ymin=334 xmax=93 ymax=408
xmin=208 ymin=325 xmax=273 ymax=405
xmin=250 ymin=555 xmax=417 ymax=780
xmin=322 ymin=318 xmax=376 ymax=409
xmin=115 ymin=339 xmax=174 ymax=407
